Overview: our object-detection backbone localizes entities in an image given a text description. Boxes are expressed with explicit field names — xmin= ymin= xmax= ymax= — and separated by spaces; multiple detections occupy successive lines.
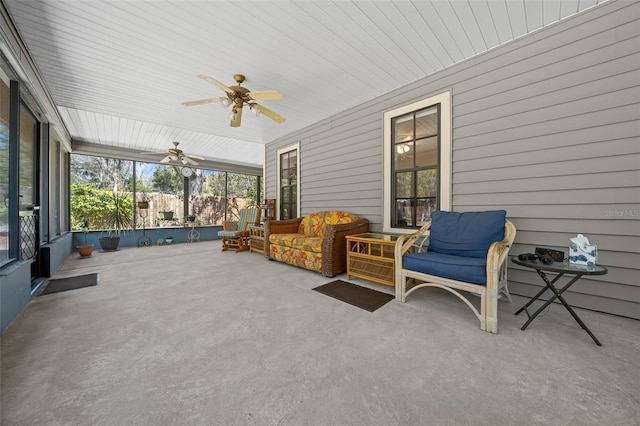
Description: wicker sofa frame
xmin=264 ymin=213 xmax=369 ymax=277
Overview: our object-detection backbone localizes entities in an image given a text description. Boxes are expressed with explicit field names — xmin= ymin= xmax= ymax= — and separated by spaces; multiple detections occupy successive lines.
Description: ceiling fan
xmin=182 ymin=74 xmax=285 ymax=127
xmin=140 ymin=141 xmax=204 ymax=166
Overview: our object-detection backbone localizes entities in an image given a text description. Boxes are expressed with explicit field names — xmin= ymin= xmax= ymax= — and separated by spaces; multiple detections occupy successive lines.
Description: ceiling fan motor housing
xmin=227 ymin=86 xmax=250 ymax=103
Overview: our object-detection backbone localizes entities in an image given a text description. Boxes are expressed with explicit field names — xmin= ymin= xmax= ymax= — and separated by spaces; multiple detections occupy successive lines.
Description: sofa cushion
xmin=298 ymin=211 xmax=360 ymax=237
xmin=403 ymin=251 xmax=488 ymax=285
xmin=270 ymin=244 xmax=322 ymax=272
xmin=269 ymin=233 xmax=323 ymax=253
xmin=269 ymin=233 xmax=298 ymax=248
xmin=295 ymin=236 xmax=323 ymax=253
xmin=429 ymin=210 xmax=506 ymax=258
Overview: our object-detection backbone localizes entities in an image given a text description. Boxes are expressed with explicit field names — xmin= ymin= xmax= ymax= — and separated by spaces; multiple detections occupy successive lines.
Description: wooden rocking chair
xmin=218 ymin=205 xmax=261 ymax=252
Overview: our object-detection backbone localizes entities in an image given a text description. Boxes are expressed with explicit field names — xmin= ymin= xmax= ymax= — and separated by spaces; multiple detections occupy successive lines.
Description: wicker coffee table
xmin=346 ymin=233 xmax=400 ymax=287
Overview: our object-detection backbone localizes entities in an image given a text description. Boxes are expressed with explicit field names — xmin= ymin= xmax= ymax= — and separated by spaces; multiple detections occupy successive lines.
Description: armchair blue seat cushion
xmin=403 ymin=210 xmax=508 ymax=285
xmin=403 ymin=252 xmax=489 ymax=285
xmin=429 ymin=210 xmax=507 ymax=258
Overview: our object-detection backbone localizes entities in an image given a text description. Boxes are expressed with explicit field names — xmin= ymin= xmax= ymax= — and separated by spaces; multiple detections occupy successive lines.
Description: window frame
xmin=383 ymin=91 xmax=451 ymax=234
xmin=276 ymin=143 xmax=300 ymax=220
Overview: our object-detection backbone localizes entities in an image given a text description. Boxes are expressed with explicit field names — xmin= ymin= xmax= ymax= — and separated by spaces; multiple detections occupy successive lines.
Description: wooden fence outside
xmin=135 ymin=193 xmax=252 ymax=227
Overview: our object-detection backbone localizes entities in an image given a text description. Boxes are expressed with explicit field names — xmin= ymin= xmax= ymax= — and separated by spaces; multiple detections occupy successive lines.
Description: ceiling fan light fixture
xmin=249 ymin=103 xmax=261 ymax=117
xmin=220 ymin=97 xmax=231 ymax=107
xmin=228 ymin=108 xmax=238 ymax=121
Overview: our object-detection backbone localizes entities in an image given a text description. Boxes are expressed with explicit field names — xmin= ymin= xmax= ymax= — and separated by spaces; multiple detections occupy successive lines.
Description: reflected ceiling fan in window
xmin=395 ymin=133 xmax=413 ymax=160
xmin=394 ymin=144 xmax=412 ymax=163
xmin=140 ymin=141 xmax=204 ymax=166
xmin=182 ymin=74 xmax=285 ymax=127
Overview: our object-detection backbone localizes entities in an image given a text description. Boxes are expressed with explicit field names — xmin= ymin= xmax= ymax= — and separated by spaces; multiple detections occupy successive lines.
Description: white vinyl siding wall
xmin=265 ymin=1 xmax=640 ymax=319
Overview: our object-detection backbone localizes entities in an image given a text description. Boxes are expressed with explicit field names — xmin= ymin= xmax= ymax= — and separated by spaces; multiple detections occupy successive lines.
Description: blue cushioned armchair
xmin=394 ymin=210 xmax=516 ymax=333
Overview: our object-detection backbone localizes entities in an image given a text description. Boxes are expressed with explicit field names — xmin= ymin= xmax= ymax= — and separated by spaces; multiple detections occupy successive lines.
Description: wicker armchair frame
xmin=394 ymin=219 xmax=516 ymax=333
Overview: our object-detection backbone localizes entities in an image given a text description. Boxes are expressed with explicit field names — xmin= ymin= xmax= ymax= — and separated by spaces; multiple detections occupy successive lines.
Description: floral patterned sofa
xmin=264 ymin=211 xmax=369 ymax=277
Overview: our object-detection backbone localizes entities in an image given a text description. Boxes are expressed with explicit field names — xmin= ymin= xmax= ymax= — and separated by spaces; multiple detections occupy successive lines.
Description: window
xmin=383 ymin=91 xmax=451 ymax=233
xmin=134 ymin=161 xmax=183 ymax=226
xmin=71 ymin=154 xmax=261 ymax=229
xmin=224 ymin=172 xmax=259 ymax=221
xmin=19 ymin=109 xmax=36 ymax=212
xmin=0 ymin=77 xmax=8 ymax=263
xmin=197 ymin=169 xmax=259 ymax=224
xmin=70 ymin=155 xmax=134 ymax=231
xmin=200 ymin=169 xmax=227 ymax=224
xmin=49 ymin=140 xmax=60 ymax=238
xmin=277 ymin=144 xmax=299 ymax=220
xmin=60 ymin=152 xmax=69 ymax=233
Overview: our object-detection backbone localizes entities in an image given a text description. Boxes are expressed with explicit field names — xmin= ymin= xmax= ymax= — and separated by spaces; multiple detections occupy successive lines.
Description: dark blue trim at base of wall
xmin=0 ymin=260 xmax=31 ymax=334
xmin=72 ymin=226 xmax=222 ymax=249
xmin=1 ymin=233 xmax=73 ymax=334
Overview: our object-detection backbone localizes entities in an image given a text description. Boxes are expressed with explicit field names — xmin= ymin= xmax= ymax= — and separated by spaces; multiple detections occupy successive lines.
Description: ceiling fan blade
xmin=184 ymin=153 xmax=205 ymax=161
xmin=253 ymin=103 xmax=286 ymax=124
xmin=230 ymin=105 xmax=243 ymax=127
xmin=248 ymin=90 xmax=284 ymax=101
xmin=197 ymin=74 xmax=234 ymax=94
xmin=182 ymin=156 xmax=199 ymax=166
xmin=182 ymin=97 xmax=225 ymax=107
xmin=140 ymin=151 xmax=162 ymax=155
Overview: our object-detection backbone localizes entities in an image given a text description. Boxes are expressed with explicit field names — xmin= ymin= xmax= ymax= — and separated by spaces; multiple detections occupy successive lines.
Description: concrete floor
xmin=1 ymin=241 xmax=638 ymax=425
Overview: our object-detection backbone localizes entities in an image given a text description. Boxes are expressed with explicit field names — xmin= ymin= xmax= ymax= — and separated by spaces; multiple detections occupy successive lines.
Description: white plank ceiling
xmin=3 ymin=0 xmax=607 ymax=170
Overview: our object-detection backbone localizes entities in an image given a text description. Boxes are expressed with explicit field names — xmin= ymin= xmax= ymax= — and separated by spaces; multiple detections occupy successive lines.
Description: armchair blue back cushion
xmin=403 ymin=210 xmax=507 ymax=285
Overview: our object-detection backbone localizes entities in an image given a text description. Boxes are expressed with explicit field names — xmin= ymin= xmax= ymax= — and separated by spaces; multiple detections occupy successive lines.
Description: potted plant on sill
xmin=77 ymin=219 xmax=93 ymax=258
xmin=98 ymin=185 xmax=133 ymax=251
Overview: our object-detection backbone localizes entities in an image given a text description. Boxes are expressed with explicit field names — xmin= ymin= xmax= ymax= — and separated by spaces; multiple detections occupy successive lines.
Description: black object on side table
xmin=512 ymin=257 xmax=608 ymax=346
